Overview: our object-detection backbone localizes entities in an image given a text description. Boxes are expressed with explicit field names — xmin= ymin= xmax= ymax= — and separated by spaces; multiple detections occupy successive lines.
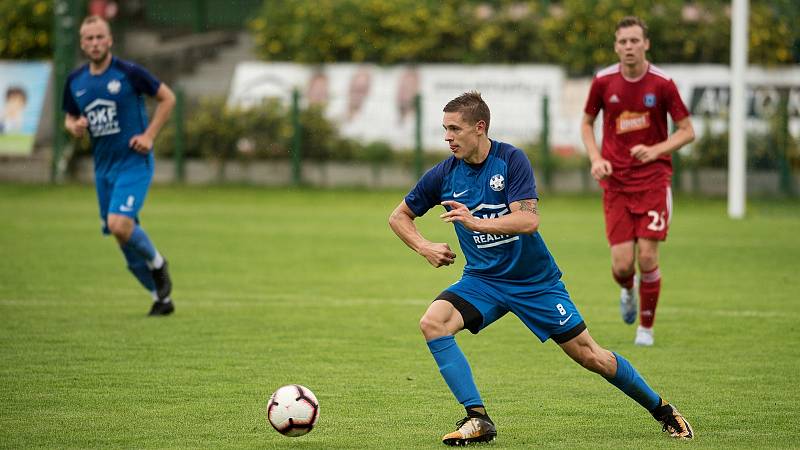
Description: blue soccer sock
xmin=120 ymin=244 xmax=157 ymax=292
xmin=426 ymin=335 xmax=483 ymax=408
xmin=606 ymin=352 xmax=661 ymax=411
xmin=125 ymin=225 xmax=163 ymax=269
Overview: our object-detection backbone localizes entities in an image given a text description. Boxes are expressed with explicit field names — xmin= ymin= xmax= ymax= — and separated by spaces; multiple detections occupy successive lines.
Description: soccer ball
xmin=267 ymin=384 xmax=320 ymax=437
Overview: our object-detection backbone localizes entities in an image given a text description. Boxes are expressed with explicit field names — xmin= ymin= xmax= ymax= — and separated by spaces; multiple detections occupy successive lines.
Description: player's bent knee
xmin=108 ymin=225 xmax=130 ymax=241
xmin=638 ymin=253 xmax=658 ymax=271
xmin=419 ymin=315 xmax=448 ymax=340
xmin=611 ymin=256 xmax=635 ymax=276
xmin=107 ymin=215 xmax=134 ymax=241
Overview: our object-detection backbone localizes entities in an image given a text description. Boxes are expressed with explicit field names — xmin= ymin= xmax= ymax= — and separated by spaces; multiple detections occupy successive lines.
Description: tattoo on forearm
xmin=519 ymin=199 xmax=538 ymax=215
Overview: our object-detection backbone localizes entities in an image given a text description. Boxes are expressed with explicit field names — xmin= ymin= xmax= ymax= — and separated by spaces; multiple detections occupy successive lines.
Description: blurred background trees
xmin=0 ymin=0 xmax=52 ymax=59
xmin=4 ymin=0 xmax=796 ymax=70
xmin=249 ymin=0 xmax=799 ymax=75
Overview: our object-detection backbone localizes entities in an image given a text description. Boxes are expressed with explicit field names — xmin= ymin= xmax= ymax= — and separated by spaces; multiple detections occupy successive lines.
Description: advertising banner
xmin=0 ymin=61 xmax=51 ymax=155
xmin=662 ymin=65 xmax=800 ymax=139
xmin=229 ymin=62 xmax=800 ymax=153
xmin=229 ymin=63 xmax=563 ymax=151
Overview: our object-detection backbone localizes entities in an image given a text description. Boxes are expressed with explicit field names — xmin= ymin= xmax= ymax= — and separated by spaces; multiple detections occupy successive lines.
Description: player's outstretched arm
xmin=581 ymin=113 xmax=612 ymax=180
xmin=129 ymin=83 xmax=176 ymax=154
xmin=389 ymin=201 xmax=456 ymax=268
xmin=440 ymin=199 xmax=539 ymax=235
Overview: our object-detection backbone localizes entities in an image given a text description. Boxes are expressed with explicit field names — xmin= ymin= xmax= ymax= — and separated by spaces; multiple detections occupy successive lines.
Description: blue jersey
xmin=62 ymin=57 xmax=161 ymax=176
xmin=405 ymin=140 xmax=562 ymax=286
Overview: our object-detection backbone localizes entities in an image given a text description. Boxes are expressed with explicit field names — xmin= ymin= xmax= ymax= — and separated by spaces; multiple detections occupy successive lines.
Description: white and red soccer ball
xmin=267 ymin=384 xmax=320 ymax=437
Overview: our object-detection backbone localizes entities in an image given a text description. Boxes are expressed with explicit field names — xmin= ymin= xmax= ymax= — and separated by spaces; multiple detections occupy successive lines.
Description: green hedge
xmin=250 ymin=0 xmax=798 ymax=75
xmin=151 ymin=97 xmax=396 ymax=163
xmin=68 ymin=93 xmax=797 ymax=174
xmin=691 ymin=116 xmax=800 ymax=171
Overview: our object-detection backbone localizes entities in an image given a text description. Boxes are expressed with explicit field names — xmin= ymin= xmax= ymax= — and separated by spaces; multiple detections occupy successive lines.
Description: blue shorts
xmin=439 ymin=275 xmax=586 ymax=343
xmin=95 ymin=167 xmax=153 ymax=235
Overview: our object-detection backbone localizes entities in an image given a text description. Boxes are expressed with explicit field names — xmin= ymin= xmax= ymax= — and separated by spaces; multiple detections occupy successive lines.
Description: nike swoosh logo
xmin=119 ymin=206 xmax=133 ymax=212
xmin=453 ymin=190 xmax=469 ymax=198
xmin=559 ymin=313 xmax=573 ymax=326
xmin=76 ymin=89 xmax=87 ymax=97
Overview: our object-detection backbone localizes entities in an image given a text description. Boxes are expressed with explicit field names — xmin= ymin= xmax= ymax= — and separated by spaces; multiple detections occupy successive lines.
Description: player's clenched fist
xmin=129 ymin=134 xmax=154 ymax=154
xmin=67 ymin=116 xmax=89 ymax=138
xmin=420 ymin=242 xmax=457 ymax=268
xmin=590 ymin=158 xmax=613 ymax=181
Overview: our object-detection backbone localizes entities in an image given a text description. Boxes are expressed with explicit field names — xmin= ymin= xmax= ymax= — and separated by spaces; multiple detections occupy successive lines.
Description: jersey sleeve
xmin=506 ymin=149 xmax=538 ymax=203
xmin=404 ymin=162 xmax=446 ymax=217
xmin=583 ymin=77 xmax=604 ymax=117
xmin=124 ymin=61 xmax=162 ymax=97
xmin=62 ymin=77 xmax=81 ymax=116
xmin=665 ymin=79 xmax=690 ymax=122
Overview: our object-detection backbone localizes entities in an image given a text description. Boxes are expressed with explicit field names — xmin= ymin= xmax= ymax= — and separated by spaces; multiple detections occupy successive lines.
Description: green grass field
xmin=0 ymin=134 xmax=35 ymax=155
xmin=1 ymin=184 xmax=798 ymax=449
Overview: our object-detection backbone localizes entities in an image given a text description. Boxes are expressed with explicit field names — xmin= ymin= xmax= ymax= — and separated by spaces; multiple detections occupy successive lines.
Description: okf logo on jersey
xmin=489 ymin=174 xmax=505 ymax=191
xmin=471 ymin=203 xmax=519 ymax=248
xmin=84 ymin=99 xmax=120 ymax=137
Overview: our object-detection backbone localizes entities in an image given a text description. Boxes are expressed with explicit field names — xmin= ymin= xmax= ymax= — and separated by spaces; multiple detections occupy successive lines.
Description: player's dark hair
xmin=443 ymin=91 xmax=491 ymax=132
xmin=616 ymin=16 xmax=649 ymax=39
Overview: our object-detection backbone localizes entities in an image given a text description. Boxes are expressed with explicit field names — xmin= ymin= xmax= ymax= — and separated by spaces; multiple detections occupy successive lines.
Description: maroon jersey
xmin=584 ymin=63 xmax=690 ymax=192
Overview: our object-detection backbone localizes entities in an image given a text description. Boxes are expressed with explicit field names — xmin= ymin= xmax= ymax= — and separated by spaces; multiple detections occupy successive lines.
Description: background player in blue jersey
xmin=389 ymin=92 xmax=693 ymax=445
xmin=63 ymin=16 xmax=176 ymax=316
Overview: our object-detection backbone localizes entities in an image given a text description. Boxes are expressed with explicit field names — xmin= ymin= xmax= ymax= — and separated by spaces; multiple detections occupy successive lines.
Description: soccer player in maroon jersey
xmin=581 ymin=16 xmax=695 ymax=346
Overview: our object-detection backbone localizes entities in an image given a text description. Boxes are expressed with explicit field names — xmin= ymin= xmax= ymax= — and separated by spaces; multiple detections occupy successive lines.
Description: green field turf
xmin=1 ymin=184 xmax=798 ymax=449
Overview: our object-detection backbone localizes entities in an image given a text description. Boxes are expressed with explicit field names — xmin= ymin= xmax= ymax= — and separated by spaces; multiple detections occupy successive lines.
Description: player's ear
xmin=475 ymin=120 xmax=487 ymax=135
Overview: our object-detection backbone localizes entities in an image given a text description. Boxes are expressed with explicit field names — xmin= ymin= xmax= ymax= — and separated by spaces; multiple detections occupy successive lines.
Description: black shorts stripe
xmin=436 ymin=290 xmax=484 ymax=334
xmin=551 ymin=320 xmax=587 ymax=344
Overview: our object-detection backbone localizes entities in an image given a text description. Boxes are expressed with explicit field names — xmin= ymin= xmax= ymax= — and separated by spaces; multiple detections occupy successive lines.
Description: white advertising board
xmin=229 ymin=63 xmax=563 ymax=151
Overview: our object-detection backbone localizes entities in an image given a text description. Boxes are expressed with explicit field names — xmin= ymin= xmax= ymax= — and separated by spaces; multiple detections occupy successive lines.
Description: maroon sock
xmin=613 ymin=270 xmax=634 ymax=290
xmin=639 ymin=267 xmax=661 ymax=328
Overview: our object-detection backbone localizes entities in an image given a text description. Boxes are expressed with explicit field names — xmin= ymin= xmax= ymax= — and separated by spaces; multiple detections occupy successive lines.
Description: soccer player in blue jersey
xmin=389 ymin=92 xmax=693 ymax=445
xmin=63 ymin=16 xmax=176 ymax=316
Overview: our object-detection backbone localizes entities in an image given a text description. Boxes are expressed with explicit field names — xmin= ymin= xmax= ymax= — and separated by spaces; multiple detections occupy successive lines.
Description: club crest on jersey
xmin=489 ymin=174 xmax=505 ymax=191
xmin=644 ymin=93 xmax=656 ymax=107
xmin=107 ymin=79 xmax=121 ymax=94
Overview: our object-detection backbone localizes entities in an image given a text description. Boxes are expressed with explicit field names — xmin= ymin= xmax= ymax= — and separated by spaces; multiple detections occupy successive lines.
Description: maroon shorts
xmin=602 ymin=186 xmax=672 ymax=246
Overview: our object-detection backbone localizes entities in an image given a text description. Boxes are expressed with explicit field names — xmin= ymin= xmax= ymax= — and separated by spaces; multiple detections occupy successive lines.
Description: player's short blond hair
xmin=80 ymin=15 xmax=111 ymax=34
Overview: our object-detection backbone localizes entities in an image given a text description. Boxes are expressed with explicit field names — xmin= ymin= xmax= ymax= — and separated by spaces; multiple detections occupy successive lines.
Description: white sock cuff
xmin=148 ymin=252 xmax=164 ymax=270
